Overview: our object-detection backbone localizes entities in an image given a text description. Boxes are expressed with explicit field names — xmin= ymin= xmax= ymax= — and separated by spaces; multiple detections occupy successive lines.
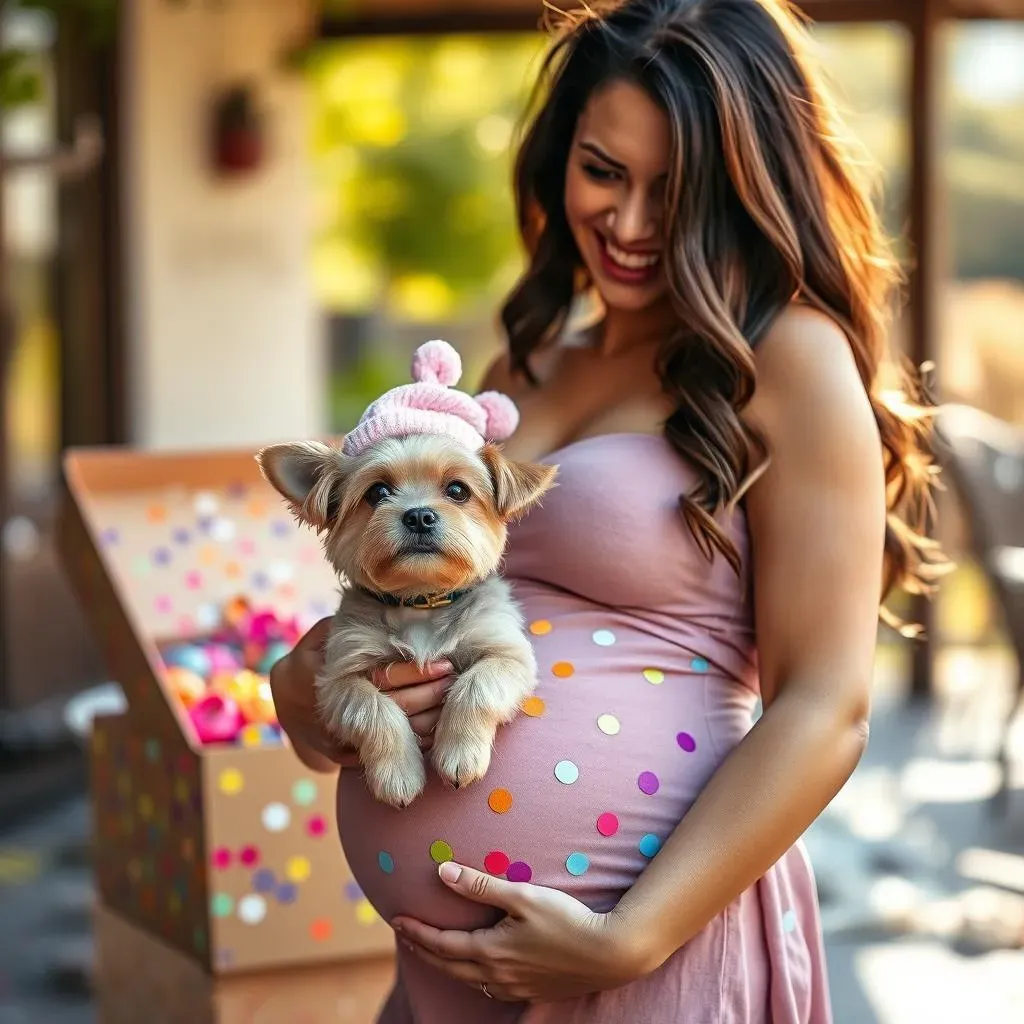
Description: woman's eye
xmin=364 ymin=483 xmax=393 ymax=507
xmin=445 ymin=481 xmax=471 ymax=503
xmin=583 ymin=163 xmax=620 ymax=183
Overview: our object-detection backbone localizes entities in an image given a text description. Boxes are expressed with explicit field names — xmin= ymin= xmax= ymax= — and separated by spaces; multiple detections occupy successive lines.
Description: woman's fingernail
xmin=438 ymin=862 xmax=462 ymax=884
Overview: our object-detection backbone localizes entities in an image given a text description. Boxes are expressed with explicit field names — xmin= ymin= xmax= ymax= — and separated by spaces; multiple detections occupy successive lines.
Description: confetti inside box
xmin=59 ymin=447 xmax=396 ymax=976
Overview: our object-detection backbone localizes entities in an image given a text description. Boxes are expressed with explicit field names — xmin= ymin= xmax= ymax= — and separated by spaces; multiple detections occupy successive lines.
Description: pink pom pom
xmin=411 ymin=340 xmax=462 ymax=387
xmin=475 ymin=391 xmax=520 ymax=442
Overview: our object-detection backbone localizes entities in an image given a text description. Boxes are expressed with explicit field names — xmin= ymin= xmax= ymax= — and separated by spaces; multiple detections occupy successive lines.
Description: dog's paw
xmin=363 ymin=744 xmax=426 ymax=808
xmin=431 ymin=725 xmax=494 ymax=790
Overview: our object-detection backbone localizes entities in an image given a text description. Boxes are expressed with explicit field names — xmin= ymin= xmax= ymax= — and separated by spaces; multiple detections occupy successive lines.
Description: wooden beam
xmin=906 ymin=0 xmax=944 ymax=700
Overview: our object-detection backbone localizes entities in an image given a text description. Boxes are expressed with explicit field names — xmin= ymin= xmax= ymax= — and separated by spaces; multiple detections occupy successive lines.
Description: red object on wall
xmin=211 ymin=83 xmax=264 ymax=176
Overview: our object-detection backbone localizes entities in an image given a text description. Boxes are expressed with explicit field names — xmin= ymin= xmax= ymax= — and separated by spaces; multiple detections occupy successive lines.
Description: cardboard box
xmin=59 ymin=447 xmax=396 ymax=975
xmin=94 ymin=903 xmax=395 ymax=1024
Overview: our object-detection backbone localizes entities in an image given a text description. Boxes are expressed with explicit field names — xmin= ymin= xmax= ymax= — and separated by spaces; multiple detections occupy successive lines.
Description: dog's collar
xmin=357 ymin=586 xmax=474 ymax=611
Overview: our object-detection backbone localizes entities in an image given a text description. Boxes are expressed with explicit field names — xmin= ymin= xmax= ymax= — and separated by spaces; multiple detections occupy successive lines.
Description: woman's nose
xmin=608 ymin=190 xmax=658 ymax=246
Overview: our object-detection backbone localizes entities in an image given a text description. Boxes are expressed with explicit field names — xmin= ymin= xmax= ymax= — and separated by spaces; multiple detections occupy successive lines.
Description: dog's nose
xmin=402 ymin=507 xmax=438 ymax=534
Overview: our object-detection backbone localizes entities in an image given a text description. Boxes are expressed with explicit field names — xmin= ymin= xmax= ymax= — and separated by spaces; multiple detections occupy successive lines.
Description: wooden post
xmin=907 ymin=0 xmax=944 ymax=700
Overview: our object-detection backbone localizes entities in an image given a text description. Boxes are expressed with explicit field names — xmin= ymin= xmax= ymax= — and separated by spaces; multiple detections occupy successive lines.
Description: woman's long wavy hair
xmin=500 ymin=0 xmax=948 ymax=629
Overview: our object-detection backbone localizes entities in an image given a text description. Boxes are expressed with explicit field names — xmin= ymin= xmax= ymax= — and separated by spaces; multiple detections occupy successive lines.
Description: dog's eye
xmin=364 ymin=483 xmax=393 ymax=507
xmin=445 ymin=481 xmax=471 ymax=503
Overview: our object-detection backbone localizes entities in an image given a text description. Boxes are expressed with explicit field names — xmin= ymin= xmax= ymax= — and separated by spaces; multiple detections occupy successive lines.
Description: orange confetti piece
xmin=552 ymin=661 xmax=575 ymax=678
xmin=522 ymin=696 xmax=546 ymax=717
xmin=529 ymin=620 xmax=552 ymax=636
xmin=488 ymin=788 xmax=513 ymax=814
xmin=310 ymin=918 xmax=333 ymax=942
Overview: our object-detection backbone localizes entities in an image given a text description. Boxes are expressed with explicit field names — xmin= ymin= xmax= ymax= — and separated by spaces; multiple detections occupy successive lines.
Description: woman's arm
xmin=393 ymin=308 xmax=888 ymax=1001
xmin=616 ymin=305 xmax=885 ymax=963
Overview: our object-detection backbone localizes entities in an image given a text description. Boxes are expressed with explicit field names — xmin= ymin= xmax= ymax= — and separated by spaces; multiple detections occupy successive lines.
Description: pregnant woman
xmin=270 ymin=1 xmax=945 ymax=1020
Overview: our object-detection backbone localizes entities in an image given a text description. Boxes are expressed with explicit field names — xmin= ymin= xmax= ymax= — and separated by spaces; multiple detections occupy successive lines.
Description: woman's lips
xmin=596 ymin=232 xmax=661 ymax=286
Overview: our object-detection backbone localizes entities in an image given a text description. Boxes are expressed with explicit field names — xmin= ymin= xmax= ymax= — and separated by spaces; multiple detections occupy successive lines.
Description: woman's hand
xmin=392 ymin=863 xmax=655 ymax=1003
xmin=268 ymin=617 xmax=454 ymax=772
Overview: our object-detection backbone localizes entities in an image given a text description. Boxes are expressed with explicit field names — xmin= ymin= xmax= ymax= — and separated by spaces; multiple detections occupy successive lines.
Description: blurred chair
xmin=935 ymin=404 xmax=1024 ymax=814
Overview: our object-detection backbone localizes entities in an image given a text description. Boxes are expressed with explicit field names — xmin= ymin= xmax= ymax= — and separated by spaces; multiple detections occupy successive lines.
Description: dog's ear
xmin=480 ymin=443 xmax=557 ymax=522
xmin=256 ymin=441 xmax=347 ymax=531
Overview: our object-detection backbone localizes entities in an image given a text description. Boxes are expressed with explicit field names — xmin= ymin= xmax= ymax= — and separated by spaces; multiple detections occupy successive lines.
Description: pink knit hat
xmin=342 ymin=340 xmax=519 ymax=457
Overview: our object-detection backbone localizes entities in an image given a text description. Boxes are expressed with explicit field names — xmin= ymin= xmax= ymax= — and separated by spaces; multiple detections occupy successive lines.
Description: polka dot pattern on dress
xmin=642 ymin=668 xmax=665 ymax=685
xmin=597 ymin=713 xmax=620 ymax=736
xmin=554 ymin=760 xmax=579 ymax=785
xmin=690 ymin=656 xmax=710 ymax=673
xmin=565 ymin=852 xmax=590 ymax=876
xmin=522 ymin=696 xmax=546 ymax=717
xmin=592 ymin=629 xmax=616 ymax=647
xmin=378 ymin=851 xmax=395 ymax=874
xmin=677 ymin=732 xmax=697 ymax=752
xmin=552 ymin=661 xmax=575 ymax=678
xmin=484 ymin=851 xmax=510 ymax=875
xmin=430 ymin=840 xmax=454 ymax=864
xmin=488 ymin=788 xmax=514 ymax=814
xmin=529 ymin=620 xmax=552 ymax=636
xmin=596 ymin=812 xmax=619 ymax=837
xmin=637 ymin=771 xmax=660 ymax=795
xmin=506 ymin=861 xmax=533 ymax=883
xmin=639 ymin=834 xmax=661 ymax=858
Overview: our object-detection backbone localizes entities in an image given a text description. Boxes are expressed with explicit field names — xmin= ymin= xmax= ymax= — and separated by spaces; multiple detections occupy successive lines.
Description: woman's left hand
xmin=391 ymin=862 xmax=655 ymax=1003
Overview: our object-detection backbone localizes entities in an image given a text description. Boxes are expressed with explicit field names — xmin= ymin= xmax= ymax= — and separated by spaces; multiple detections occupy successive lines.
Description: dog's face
xmin=257 ymin=435 xmax=556 ymax=598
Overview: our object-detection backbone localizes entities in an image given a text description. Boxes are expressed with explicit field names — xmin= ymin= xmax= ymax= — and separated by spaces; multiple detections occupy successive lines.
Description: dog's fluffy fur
xmin=257 ymin=433 xmax=557 ymax=807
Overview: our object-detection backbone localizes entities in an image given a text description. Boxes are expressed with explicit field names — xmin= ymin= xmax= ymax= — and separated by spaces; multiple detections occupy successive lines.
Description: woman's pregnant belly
xmin=337 ymin=583 xmax=760 ymax=931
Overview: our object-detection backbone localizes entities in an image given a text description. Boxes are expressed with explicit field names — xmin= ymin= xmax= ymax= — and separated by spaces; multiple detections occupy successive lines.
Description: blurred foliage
xmin=306 ymin=34 xmax=545 ymax=319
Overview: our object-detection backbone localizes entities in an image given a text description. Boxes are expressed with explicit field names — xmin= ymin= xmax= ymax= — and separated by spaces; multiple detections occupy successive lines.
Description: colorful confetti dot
xmin=597 ymin=713 xmax=621 ymax=736
xmin=292 ymin=779 xmax=318 ymax=806
xmin=592 ymin=629 xmax=616 ymax=647
xmin=782 ymin=909 xmax=798 ymax=934
xmin=506 ymin=861 xmax=533 ymax=883
xmin=638 ymin=771 xmax=660 ymax=796
xmin=690 ymin=656 xmax=710 ymax=673
xmin=218 ymin=769 xmax=244 ymax=796
xmin=146 ymin=506 xmax=167 ymax=524
xmin=184 ymin=571 xmax=202 ymax=590
xmin=484 ymin=851 xmax=510 ymax=875
xmin=554 ymin=760 xmax=579 ymax=785
xmin=152 ymin=547 xmax=173 ymax=567
xmin=285 ymin=856 xmax=311 ymax=883
xmin=210 ymin=893 xmax=234 ymax=918
xmin=252 ymin=869 xmax=276 ymax=893
xmin=378 ymin=851 xmax=395 ymax=874
xmin=211 ymin=847 xmax=232 ymax=870
xmin=145 ymin=738 xmax=161 ymax=762
xmin=307 ymin=815 xmax=327 ymax=837
xmin=430 ymin=840 xmax=454 ymax=864
xmin=565 ymin=852 xmax=590 ymax=876
xmin=522 ymin=696 xmax=546 ymax=717
xmin=276 ymin=883 xmax=298 ymax=904
xmin=677 ymin=732 xmax=697 ymax=752
xmin=194 ymin=492 xmax=219 ymax=517
xmin=529 ymin=620 xmax=552 ymax=636
xmin=172 ymin=528 xmax=191 ymax=545
xmin=642 ymin=668 xmax=665 ymax=685
xmin=154 ymin=596 xmax=172 ymax=615
xmin=261 ymin=802 xmax=291 ymax=832
xmin=310 ymin=918 xmax=333 ymax=941
xmin=596 ymin=812 xmax=619 ymax=837
xmin=355 ymin=899 xmax=379 ymax=926
xmin=100 ymin=527 xmax=120 ymax=546
xmin=238 ymin=895 xmax=267 ymax=925
xmin=552 ymin=661 xmax=575 ymax=678
xmin=488 ymin=788 xmax=513 ymax=814
xmin=199 ymin=545 xmax=218 ymax=567
xmin=639 ymin=834 xmax=661 ymax=858
xmin=239 ymin=846 xmax=260 ymax=867
xmin=247 ymin=499 xmax=268 ymax=518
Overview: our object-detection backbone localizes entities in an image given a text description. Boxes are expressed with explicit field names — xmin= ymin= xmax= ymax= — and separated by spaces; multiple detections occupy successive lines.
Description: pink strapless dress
xmin=338 ymin=434 xmax=832 ymax=1024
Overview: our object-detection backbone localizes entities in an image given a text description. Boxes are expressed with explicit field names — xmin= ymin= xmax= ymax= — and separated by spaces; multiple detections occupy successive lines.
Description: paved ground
xmin=0 ymin=645 xmax=1021 ymax=1024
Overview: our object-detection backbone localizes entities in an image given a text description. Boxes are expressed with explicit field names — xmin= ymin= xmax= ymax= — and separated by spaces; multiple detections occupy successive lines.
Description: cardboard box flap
xmin=60 ymin=446 xmax=340 ymax=740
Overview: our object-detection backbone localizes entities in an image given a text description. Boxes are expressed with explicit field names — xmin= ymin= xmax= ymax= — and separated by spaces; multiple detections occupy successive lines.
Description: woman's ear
xmin=480 ymin=443 xmax=558 ymax=522
xmin=256 ymin=440 xmax=347 ymax=531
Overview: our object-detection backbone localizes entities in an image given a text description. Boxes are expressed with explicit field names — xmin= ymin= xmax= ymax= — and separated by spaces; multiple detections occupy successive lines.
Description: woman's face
xmin=564 ymin=78 xmax=671 ymax=316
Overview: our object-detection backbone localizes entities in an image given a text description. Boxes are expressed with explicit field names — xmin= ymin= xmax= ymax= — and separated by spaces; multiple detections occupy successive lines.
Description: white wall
xmin=122 ymin=0 xmax=325 ymax=450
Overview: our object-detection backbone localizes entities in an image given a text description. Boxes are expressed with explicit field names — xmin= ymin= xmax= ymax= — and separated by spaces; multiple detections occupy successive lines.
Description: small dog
xmin=258 ymin=341 xmax=556 ymax=807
